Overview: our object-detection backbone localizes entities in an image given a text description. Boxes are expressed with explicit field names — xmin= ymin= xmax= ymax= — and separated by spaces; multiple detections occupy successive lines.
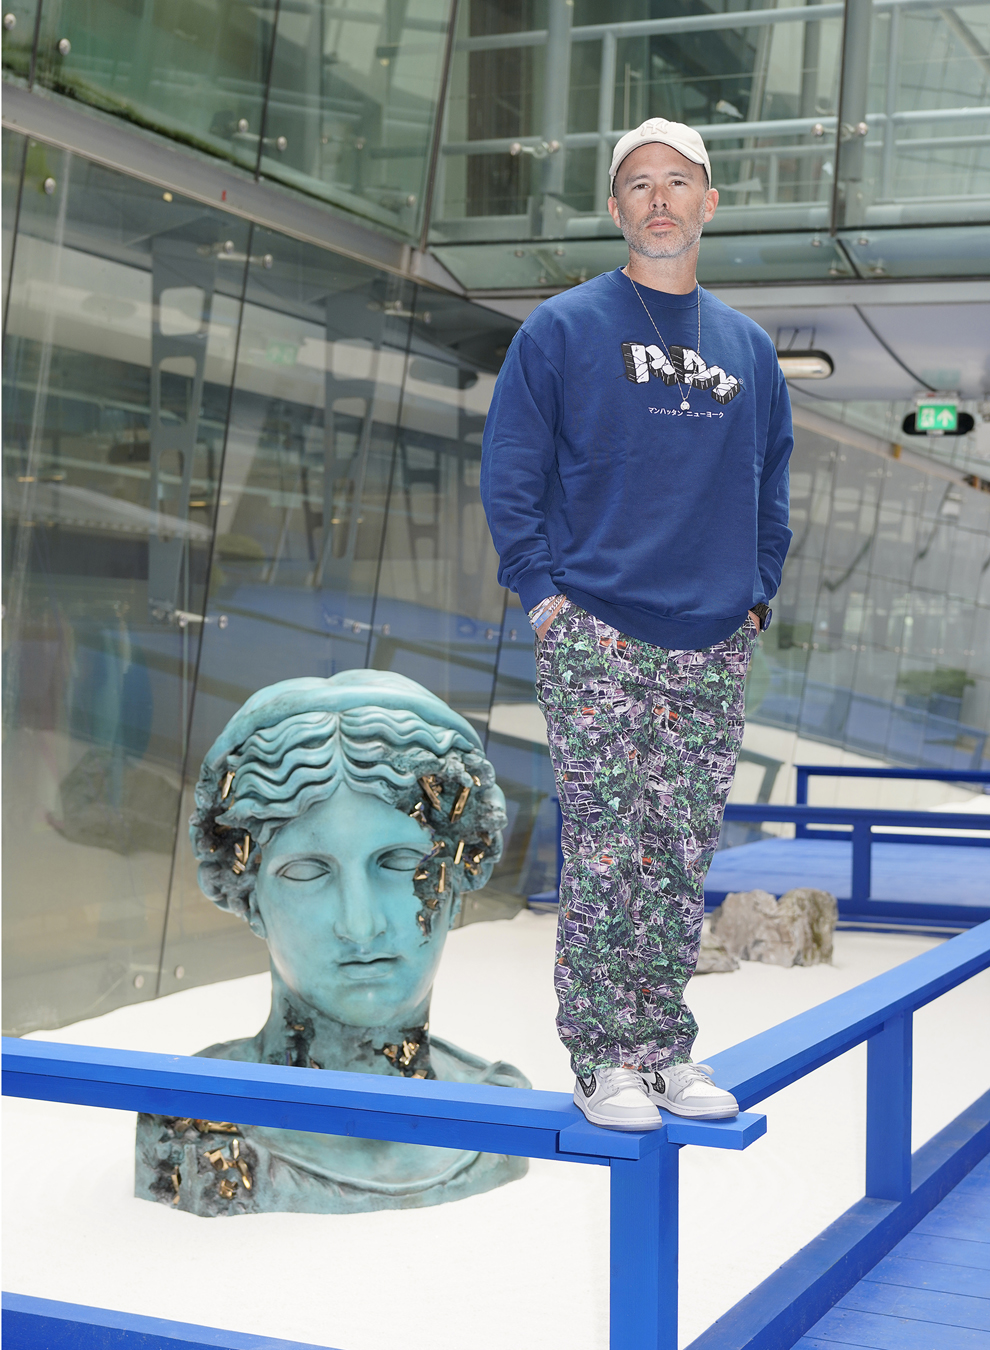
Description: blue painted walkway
xmin=796 ymin=1152 xmax=990 ymax=1348
xmin=706 ymin=838 xmax=990 ymax=913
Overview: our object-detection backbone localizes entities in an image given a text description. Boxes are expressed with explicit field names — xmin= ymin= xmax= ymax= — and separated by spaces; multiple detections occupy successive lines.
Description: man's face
xmin=608 ymin=143 xmax=718 ymax=260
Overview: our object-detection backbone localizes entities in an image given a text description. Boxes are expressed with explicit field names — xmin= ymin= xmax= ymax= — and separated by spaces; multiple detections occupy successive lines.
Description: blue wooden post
xmin=850 ymin=819 xmax=872 ymax=904
xmin=610 ymin=1142 xmax=679 ymax=1350
xmin=795 ymin=766 xmax=810 ymax=838
xmin=865 ymin=1011 xmax=913 ymax=1201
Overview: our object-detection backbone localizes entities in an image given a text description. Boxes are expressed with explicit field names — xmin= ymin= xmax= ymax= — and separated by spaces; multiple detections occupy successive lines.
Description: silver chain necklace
xmin=625 ymin=272 xmax=702 ymax=411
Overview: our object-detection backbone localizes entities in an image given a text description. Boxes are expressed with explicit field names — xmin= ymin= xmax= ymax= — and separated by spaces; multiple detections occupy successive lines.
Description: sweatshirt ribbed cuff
xmin=516 ymin=570 xmax=558 ymax=614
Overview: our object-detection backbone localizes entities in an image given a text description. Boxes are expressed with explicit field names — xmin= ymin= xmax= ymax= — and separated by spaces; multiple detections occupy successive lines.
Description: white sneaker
xmin=641 ymin=1062 xmax=738 ymax=1120
xmin=573 ymin=1066 xmax=663 ymax=1131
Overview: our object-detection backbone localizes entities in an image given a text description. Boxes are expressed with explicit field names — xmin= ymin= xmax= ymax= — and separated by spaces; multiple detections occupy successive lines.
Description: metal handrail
xmin=455 ymin=0 xmax=987 ymax=52
xmin=721 ymin=801 xmax=990 ymax=905
xmin=441 ymin=105 xmax=990 ymax=158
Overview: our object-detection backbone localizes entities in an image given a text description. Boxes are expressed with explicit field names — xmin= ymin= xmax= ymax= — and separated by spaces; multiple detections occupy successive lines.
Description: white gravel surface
xmin=5 ymin=912 xmax=989 ymax=1349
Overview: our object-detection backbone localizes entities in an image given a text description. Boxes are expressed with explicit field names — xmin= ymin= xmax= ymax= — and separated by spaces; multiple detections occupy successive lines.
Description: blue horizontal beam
xmin=0 ymin=1038 xmax=765 ymax=1162
xmin=558 ymin=1110 xmax=767 ymax=1157
xmin=795 ymin=766 xmax=990 ymax=783
xmin=707 ymin=921 xmax=990 ymax=1110
xmin=1 ymin=1293 xmax=332 ymax=1349
xmin=723 ymin=804 xmax=990 ymax=833
xmin=797 ymin=831 xmax=990 ymax=848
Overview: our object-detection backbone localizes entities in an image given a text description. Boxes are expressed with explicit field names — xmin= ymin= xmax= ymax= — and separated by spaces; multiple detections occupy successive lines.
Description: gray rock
xmin=694 ymin=926 xmax=740 ymax=974
xmin=710 ymin=887 xmax=837 ymax=967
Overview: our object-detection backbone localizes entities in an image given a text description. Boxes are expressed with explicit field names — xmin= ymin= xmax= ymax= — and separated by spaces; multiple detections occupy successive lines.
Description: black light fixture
xmin=775 ymin=351 xmax=834 ymax=379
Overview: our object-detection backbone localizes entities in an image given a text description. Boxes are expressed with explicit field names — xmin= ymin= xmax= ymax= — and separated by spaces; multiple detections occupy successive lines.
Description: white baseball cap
xmin=609 ymin=118 xmax=712 ymax=195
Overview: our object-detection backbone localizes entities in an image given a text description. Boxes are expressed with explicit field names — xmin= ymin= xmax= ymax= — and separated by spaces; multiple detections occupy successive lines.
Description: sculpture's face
xmin=251 ymin=785 xmax=448 ymax=1028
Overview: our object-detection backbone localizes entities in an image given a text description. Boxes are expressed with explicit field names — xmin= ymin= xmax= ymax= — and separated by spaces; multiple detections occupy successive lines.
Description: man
xmin=480 ymin=118 xmax=793 ymax=1131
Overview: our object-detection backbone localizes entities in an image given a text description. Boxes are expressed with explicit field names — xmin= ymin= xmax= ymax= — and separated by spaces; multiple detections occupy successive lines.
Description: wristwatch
xmin=750 ymin=603 xmax=772 ymax=632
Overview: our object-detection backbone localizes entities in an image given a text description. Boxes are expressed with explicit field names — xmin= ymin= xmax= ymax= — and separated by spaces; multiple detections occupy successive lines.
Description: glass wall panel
xmin=156 ymin=234 xmax=420 ymax=995
xmin=430 ymin=0 xmax=990 ymax=288
xmin=2 ymin=127 xmax=27 ymax=317
xmin=2 ymin=137 xmax=248 ymax=1031
xmin=366 ymin=289 xmax=530 ymax=920
xmin=261 ymin=0 xmax=454 ymax=239
xmin=833 ymin=0 xmax=990 ymax=232
xmin=31 ymin=0 xmax=454 ymax=241
xmin=33 ymin=0 xmax=277 ymax=177
xmin=5 ymin=137 xmax=989 ymax=1036
xmin=0 ymin=0 xmax=39 ymax=84
xmin=155 ymin=241 xmax=525 ymax=993
xmin=754 ymin=417 xmax=990 ymax=776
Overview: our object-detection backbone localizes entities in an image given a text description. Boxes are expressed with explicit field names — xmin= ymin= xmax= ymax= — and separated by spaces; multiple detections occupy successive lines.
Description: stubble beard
xmin=617 ymin=198 xmax=707 ymax=260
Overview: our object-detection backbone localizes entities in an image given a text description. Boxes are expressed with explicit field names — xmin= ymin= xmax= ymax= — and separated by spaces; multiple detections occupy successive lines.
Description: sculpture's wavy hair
xmin=191 ymin=706 xmax=506 ymax=926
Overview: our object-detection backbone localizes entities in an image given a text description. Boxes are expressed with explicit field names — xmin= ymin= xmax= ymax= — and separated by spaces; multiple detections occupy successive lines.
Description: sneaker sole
xmin=647 ymin=1096 xmax=738 ymax=1120
xmin=573 ymin=1095 xmax=663 ymax=1131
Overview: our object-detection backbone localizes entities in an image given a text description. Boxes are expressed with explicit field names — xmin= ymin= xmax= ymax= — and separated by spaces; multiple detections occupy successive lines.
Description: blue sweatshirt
xmin=480 ymin=269 xmax=793 ymax=650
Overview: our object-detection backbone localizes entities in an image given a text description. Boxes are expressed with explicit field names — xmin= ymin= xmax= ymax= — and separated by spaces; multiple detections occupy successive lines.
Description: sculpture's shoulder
xmin=429 ymin=1035 xmax=531 ymax=1091
xmin=193 ymin=1036 xmax=260 ymax=1062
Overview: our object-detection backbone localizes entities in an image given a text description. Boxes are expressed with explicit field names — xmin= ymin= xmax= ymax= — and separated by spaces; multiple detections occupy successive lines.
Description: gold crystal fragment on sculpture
xmin=419 ymin=775 xmax=442 ymax=810
xmin=450 ymin=785 xmax=470 ymax=821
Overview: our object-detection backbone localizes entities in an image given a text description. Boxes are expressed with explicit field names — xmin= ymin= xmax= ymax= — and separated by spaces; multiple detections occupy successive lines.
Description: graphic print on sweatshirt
xmin=620 ymin=342 xmax=742 ymax=405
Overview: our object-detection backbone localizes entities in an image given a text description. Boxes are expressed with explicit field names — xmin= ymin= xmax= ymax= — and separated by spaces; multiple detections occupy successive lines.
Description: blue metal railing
xmin=719 ymin=765 xmax=990 ymax=914
xmin=794 ymin=765 xmax=990 ymax=837
xmin=720 ymin=802 xmax=990 ymax=907
xmin=4 ymin=921 xmax=990 ymax=1350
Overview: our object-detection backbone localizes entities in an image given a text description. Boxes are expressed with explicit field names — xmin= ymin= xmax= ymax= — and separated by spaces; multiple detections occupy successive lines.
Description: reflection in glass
xmin=261 ymin=0 xmax=454 ymax=238
xmin=754 ymin=415 xmax=990 ymax=774
xmin=833 ymin=2 xmax=990 ymax=232
xmin=2 ymin=140 xmax=248 ymax=1030
xmin=0 ymin=0 xmax=39 ymax=83
xmin=32 ymin=0 xmax=454 ymax=240
xmin=156 ymin=238 xmax=523 ymax=991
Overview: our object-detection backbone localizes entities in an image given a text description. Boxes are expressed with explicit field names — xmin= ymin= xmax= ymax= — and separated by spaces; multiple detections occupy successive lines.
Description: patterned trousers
xmin=535 ymin=600 xmax=756 ymax=1077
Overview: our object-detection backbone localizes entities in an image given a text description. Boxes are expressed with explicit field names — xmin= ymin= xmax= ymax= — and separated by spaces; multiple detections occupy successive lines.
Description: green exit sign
xmin=916 ymin=401 xmax=957 ymax=432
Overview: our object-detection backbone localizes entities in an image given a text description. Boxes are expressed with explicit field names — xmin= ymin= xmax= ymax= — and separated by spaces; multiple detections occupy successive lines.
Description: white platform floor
xmin=5 ymin=912 xmax=989 ymax=1350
